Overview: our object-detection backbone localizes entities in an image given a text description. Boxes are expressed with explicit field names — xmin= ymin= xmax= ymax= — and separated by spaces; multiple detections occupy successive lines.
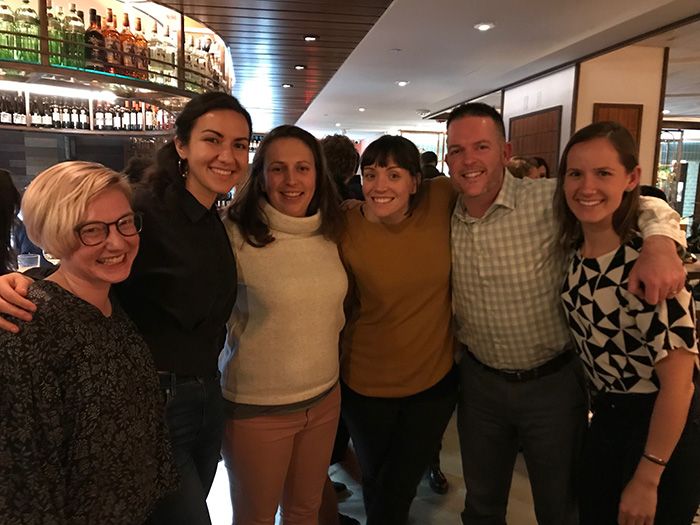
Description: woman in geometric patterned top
xmin=555 ymin=121 xmax=700 ymax=525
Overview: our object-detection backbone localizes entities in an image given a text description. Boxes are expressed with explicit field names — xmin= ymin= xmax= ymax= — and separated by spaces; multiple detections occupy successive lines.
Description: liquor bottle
xmin=94 ymin=100 xmax=104 ymax=130
xmin=50 ymin=98 xmax=61 ymax=128
xmin=102 ymin=9 xmax=121 ymax=74
xmin=184 ymin=34 xmax=196 ymax=91
xmin=147 ymin=21 xmax=163 ymax=84
xmin=61 ymin=100 xmax=70 ymax=128
xmin=161 ymin=25 xmax=177 ymax=87
xmin=0 ymin=1 xmax=15 ymax=62
xmin=0 ymin=95 xmax=11 ymax=125
xmin=104 ymin=102 xmax=113 ymax=130
xmin=145 ymin=103 xmax=154 ymax=131
xmin=120 ymin=13 xmax=136 ymax=77
xmin=135 ymin=101 xmax=143 ymax=130
xmin=64 ymin=3 xmax=85 ymax=68
xmin=84 ymin=8 xmax=105 ymax=71
xmin=78 ymin=100 xmax=88 ymax=129
xmin=30 ymin=97 xmax=40 ymax=127
xmin=47 ymin=0 xmax=64 ymax=66
xmin=112 ymin=101 xmax=122 ymax=130
xmin=12 ymin=94 xmax=23 ymax=125
xmin=70 ymin=99 xmax=80 ymax=129
xmin=133 ymin=17 xmax=149 ymax=80
xmin=13 ymin=0 xmax=40 ymax=64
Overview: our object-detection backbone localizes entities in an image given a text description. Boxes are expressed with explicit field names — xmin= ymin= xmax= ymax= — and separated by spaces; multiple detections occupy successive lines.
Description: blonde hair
xmin=22 ymin=161 xmax=131 ymax=258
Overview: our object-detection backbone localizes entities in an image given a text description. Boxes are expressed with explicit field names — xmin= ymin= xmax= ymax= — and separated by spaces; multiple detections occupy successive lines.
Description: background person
xmin=322 ymin=133 xmax=363 ymax=201
xmin=0 ymin=161 xmax=176 ymax=523
xmin=220 ymin=125 xmax=347 ymax=525
xmin=0 ymin=169 xmax=20 ymax=274
xmin=556 ymin=121 xmax=700 ymax=525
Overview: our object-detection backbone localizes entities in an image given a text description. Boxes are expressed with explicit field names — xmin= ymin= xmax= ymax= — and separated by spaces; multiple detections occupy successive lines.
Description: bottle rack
xmin=0 ymin=0 xmax=232 ymax=118
xmin=0 ymin=86 xmax=176 ymax=134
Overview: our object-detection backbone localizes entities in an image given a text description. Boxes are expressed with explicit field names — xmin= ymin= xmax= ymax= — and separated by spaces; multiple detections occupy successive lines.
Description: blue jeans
xmin=147 ymin=374 xmax=224 ymax=525
xmin=458 ymin=353 xmax=588 ymax=525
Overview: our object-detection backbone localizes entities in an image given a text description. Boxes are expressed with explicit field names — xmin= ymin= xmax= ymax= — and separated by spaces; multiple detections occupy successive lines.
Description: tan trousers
xmin=221 ymin=385 xmax=341 ymax=525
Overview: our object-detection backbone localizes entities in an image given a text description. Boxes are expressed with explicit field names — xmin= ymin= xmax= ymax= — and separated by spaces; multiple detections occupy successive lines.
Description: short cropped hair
xmin=22 ymin=161 xmax=131 ymax=258
xmin=446 ymin=102 xmax=506 ymax=140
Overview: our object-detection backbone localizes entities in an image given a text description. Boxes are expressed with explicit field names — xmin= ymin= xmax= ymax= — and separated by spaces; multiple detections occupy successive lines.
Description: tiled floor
xmin=206 ymin=414 xmax=539 ymax=525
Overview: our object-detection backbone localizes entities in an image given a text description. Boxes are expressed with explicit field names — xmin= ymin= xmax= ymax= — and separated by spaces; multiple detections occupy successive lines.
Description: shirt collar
xmin=168 ymin=183 xmax=215 ymax=223
xmin=454 ymin=170 xmax=517 ymax=222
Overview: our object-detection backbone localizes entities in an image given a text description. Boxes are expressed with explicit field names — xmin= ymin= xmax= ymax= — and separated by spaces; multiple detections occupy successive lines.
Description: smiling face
xmin=563 ymin=137 xmax=640 ymax=233
xmin=263 ymin=137 xmax=317 ymax=217
xmin=60 ymin=187 xmax=140 ymax=287
xmin=361 ymin=159 xmax=418 ymax=224
xmin=175 ymin=109 xmax=250 ymax=207
xmin=445 ymin=115 xmax=511 ymax=218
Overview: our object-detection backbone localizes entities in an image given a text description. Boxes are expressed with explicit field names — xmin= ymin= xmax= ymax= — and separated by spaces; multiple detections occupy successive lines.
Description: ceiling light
xmin=358 ymin=107 xmax=366 ymax=112
xmin=294 ymin=65 xmax=305 ymax=70
xmin=662 ymin=109 xmax=671 ymax=115
xmin=304 ymin=34 xmax=319 ymax=42
xmin=335 ymin=122 xmax=341 ymax=127
xmin=282 ymin=83 xmax=293 ymax=88
xmin=474 ymin=22 xmax=495 ymax=32
xmin=395 ymin=80 xmax=410 ymax=87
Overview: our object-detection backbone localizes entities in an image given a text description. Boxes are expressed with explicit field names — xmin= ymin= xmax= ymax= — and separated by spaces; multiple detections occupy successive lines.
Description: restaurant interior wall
xmin=575 ymin=45 xmax=666 ymax=184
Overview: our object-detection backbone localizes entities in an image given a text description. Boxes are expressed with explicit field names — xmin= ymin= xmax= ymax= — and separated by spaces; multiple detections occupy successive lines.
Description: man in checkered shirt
xmin=445 ymin=102 xmax=687 ymax=525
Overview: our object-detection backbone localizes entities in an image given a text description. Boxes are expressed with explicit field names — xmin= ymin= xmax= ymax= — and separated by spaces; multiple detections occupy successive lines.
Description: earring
xmin=178 ymin=158 xmax=189 ymax=179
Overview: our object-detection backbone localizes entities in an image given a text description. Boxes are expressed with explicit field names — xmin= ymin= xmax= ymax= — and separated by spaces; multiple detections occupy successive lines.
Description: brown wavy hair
xmin=228 ymin=125 xmax=344 ymax=247
xmin=554 ymin=121 xmax=640 ymax=250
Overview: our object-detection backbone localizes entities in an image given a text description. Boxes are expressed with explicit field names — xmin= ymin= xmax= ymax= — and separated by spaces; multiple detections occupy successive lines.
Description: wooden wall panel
xmin=508 ymin=106 xmax=562 ymax=177
xmin=592 ymin=103 xmax=644 ymax=150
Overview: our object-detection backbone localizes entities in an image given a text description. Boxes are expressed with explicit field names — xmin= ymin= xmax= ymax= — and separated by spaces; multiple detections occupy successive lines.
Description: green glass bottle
xmin=47 ymin=0 xmax=64 ymax=66
xmin=0 ymin=1 xmax=15 ymax=61
xmin=64 ymin=3 xmax=84 ymax=68
xmin=14 ymin=0 xmax=39 ymax=64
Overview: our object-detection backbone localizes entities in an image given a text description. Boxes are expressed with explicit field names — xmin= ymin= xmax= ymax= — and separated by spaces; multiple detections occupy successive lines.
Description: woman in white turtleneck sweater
xmin=219 ymin=125 xmax=347 ymax=525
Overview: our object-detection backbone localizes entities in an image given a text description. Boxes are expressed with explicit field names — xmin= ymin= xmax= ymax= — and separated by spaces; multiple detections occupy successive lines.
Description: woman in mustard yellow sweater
xmin=339 ymin=135 xmax=458 ymax=525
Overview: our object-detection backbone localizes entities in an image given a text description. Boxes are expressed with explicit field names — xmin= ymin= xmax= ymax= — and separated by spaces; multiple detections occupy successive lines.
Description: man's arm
xmin=631 ymin=196 xmax=686 ymax=305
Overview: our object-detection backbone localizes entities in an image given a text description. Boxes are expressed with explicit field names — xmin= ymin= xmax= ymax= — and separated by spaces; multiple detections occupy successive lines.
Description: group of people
xmin=0 ymin=91 xmax=698 ymax=525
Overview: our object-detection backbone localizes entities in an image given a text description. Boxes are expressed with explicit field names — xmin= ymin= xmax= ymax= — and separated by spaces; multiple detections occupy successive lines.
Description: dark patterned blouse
xmin=0 ymin=281 xmax=177 ymax=524
xmin=561 ymin=236 xmax=698 ymax=394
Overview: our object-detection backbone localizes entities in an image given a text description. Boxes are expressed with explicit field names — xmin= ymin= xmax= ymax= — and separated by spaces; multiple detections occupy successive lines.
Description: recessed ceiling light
xmin=282 ymin=83 xmax=293 ymax=88
xmin=335 ymin=122 xmax=341 ymax=127
xmin=294 ymin=65 xmax=306 ymax=70
xmin=304 ymin=34 xmax=319 ymax=42
xmin=358 ymin=107 xmax=366 ymax=112
xmin=395 ymin=80 xmax=410 ymax=87
xmin=474 ymin=22 xmax=495 ymax=32
xmin=662 ymin=109 xmax=671 ymax=115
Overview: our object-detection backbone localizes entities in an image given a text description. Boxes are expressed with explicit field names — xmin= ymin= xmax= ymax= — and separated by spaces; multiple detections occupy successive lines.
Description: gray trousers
xmin=457 ymin=353 xmax=588 ymax=525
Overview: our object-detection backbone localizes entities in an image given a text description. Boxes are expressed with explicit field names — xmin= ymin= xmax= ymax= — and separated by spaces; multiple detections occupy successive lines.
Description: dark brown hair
xmin=320 ymin=134 xmax=359 ymax=188
xmin=554 ymin=121 xmax=640 ymax=250
xmin=148 ymin=92 xmax=252 ymax=196
xmin=228 ymin=125 xmax=344 ymax=247
xmin=360 ymin=135 xmax=424 ymax=215
xmin=446 ymin=102 xmax=506 ymax=140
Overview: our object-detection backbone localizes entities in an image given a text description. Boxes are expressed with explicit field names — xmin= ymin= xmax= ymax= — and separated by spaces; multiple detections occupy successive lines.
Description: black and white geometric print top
xmin=560 ymin=236 xmax=698 ymax=394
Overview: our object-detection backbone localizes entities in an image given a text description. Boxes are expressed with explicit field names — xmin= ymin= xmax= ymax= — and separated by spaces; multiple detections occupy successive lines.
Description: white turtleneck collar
xmin=262 ymin=199 xmax=322 ymax=236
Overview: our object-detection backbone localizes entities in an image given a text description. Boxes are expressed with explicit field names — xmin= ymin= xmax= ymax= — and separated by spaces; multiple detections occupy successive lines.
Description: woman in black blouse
xmin=0 ymin=93 xmax=253 ymax=525
xmin=0 ymin=161 xmax=176 ymax=523
xmin=555 ymin=122 xmax=700 ymax=525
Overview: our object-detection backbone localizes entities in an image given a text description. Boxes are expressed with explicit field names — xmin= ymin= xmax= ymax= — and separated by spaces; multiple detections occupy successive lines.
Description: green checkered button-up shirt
xmin=451 ymin=172 xmax=684 ymax=370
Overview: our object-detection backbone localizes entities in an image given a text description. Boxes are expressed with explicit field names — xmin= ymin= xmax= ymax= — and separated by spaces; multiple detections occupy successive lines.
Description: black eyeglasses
xmin=75 ymin=213 xmax=143 ymax=246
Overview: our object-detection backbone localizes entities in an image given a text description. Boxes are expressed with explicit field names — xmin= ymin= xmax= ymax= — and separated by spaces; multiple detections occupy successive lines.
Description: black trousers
xmin=581 ymin=387 xmax=700 ymax=525
xmin=341 ymin=367 xmax=458 ymax=525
